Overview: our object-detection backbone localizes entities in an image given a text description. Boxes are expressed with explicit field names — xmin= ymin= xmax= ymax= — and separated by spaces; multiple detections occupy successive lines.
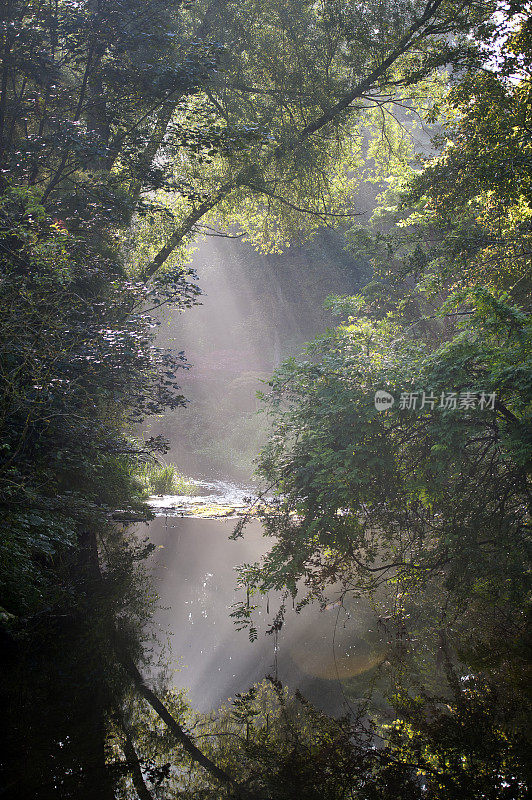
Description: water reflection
xmin=146 ymin=515 xmax=386 ymax=714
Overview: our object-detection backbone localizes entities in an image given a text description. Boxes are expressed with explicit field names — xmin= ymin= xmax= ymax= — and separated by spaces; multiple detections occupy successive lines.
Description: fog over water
xmin=148 ymin=514 xmax=386 ymax=714
xmin=144 ymin=232 xmax=384 ymax=713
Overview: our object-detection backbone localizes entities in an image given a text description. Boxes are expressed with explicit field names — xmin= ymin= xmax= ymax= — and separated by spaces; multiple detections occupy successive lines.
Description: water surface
xmin=146 ymin=485 xmax=387 ymax=714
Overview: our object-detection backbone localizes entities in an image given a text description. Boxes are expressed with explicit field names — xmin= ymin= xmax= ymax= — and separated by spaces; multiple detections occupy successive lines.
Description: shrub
xmin=134 ymin=463 xmax=197 ymax=497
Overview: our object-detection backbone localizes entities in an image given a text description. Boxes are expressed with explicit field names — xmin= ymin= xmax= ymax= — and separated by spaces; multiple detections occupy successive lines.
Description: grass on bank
xmin=134 ymin=463 xmax=197 ymax=497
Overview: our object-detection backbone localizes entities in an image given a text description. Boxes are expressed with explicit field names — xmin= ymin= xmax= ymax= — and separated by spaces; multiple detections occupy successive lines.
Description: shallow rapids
xmin=146 ymin=478 xmax=263 ymax=518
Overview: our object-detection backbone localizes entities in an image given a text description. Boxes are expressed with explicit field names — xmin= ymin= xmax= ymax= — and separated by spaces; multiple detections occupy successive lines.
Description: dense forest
xmin=0 ymin=0 xmax=530 ymax=798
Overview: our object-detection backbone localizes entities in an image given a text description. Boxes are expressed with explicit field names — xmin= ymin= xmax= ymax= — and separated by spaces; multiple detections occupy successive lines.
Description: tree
xmin=1 ymin=0 xmax=495 ymax=262
xmin=0 ymin=185 xmax=188 ymax=798
xmin=0 ymin=0 xmax=511 ymax=795
xmin=231 ymin=0 xmax=530 ymax=620
xmin=233 ymin=291 xmax=530 ymax=608
xmin=229 ymin=12 xmax=531 ymax=796
xmin=109 ymin=674 xmax=530 ymax=799
xmin=109 ymin=679 xmax=421 ymax=800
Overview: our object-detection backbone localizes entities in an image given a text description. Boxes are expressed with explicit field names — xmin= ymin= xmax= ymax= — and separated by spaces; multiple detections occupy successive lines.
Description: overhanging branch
xmin=140 ymin=0 xmax=450 ymax=278
xmin=114 ymin=638 xmax=268 ymax=800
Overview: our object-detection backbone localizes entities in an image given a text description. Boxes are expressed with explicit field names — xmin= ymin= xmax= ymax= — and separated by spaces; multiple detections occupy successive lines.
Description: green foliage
xmin=0 ymin=186 xmax=184 ymax=613
xmin=0 ymin=185 xmax=180 ymax=796
xmin=121 ymin=0 xmax=495 ymax=256
xmin=112 ymin=679 xmax=420 ymax=799
xmin=348 ymin=21 xmax=532 ymax=309
xmin=239 ymin=294 xmax=530 ymax=608
xmin=229 ymin=13 xmax=532 ymax=798
xmin=238 ymin=5 xmax=531 ymax=617
xmin=133 ymin=462 xmax=197 ymax=497
xmin=112 ymin=673 xmax=531 ymax=799
xmin=383 ymin=675 xmax=531 ymax=799
xmin=0 ymin=0 xmax=526 ymax=796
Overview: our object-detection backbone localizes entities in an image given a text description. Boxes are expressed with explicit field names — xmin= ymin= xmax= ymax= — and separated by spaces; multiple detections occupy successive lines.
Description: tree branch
xmin=140 ymin=0 xmax=449 ymax=278
xmin=113 ymin=639 xmax=267 ymax=800
xmin=125 ymin=0 xmax=232 ymax=213
xmin=116 ymin=717 xmax=155 ymax=800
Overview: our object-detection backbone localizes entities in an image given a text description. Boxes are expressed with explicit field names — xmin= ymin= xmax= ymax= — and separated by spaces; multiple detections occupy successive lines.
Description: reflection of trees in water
xmin=148 ymin=517 xmax=385 ymax=714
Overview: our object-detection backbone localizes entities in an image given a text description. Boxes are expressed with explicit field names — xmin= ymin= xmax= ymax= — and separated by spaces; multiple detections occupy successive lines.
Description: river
xmin=143 ymin=481 xmax=388 ymax=716
xmin=143 ymin=236 xmax=382 ymax=714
